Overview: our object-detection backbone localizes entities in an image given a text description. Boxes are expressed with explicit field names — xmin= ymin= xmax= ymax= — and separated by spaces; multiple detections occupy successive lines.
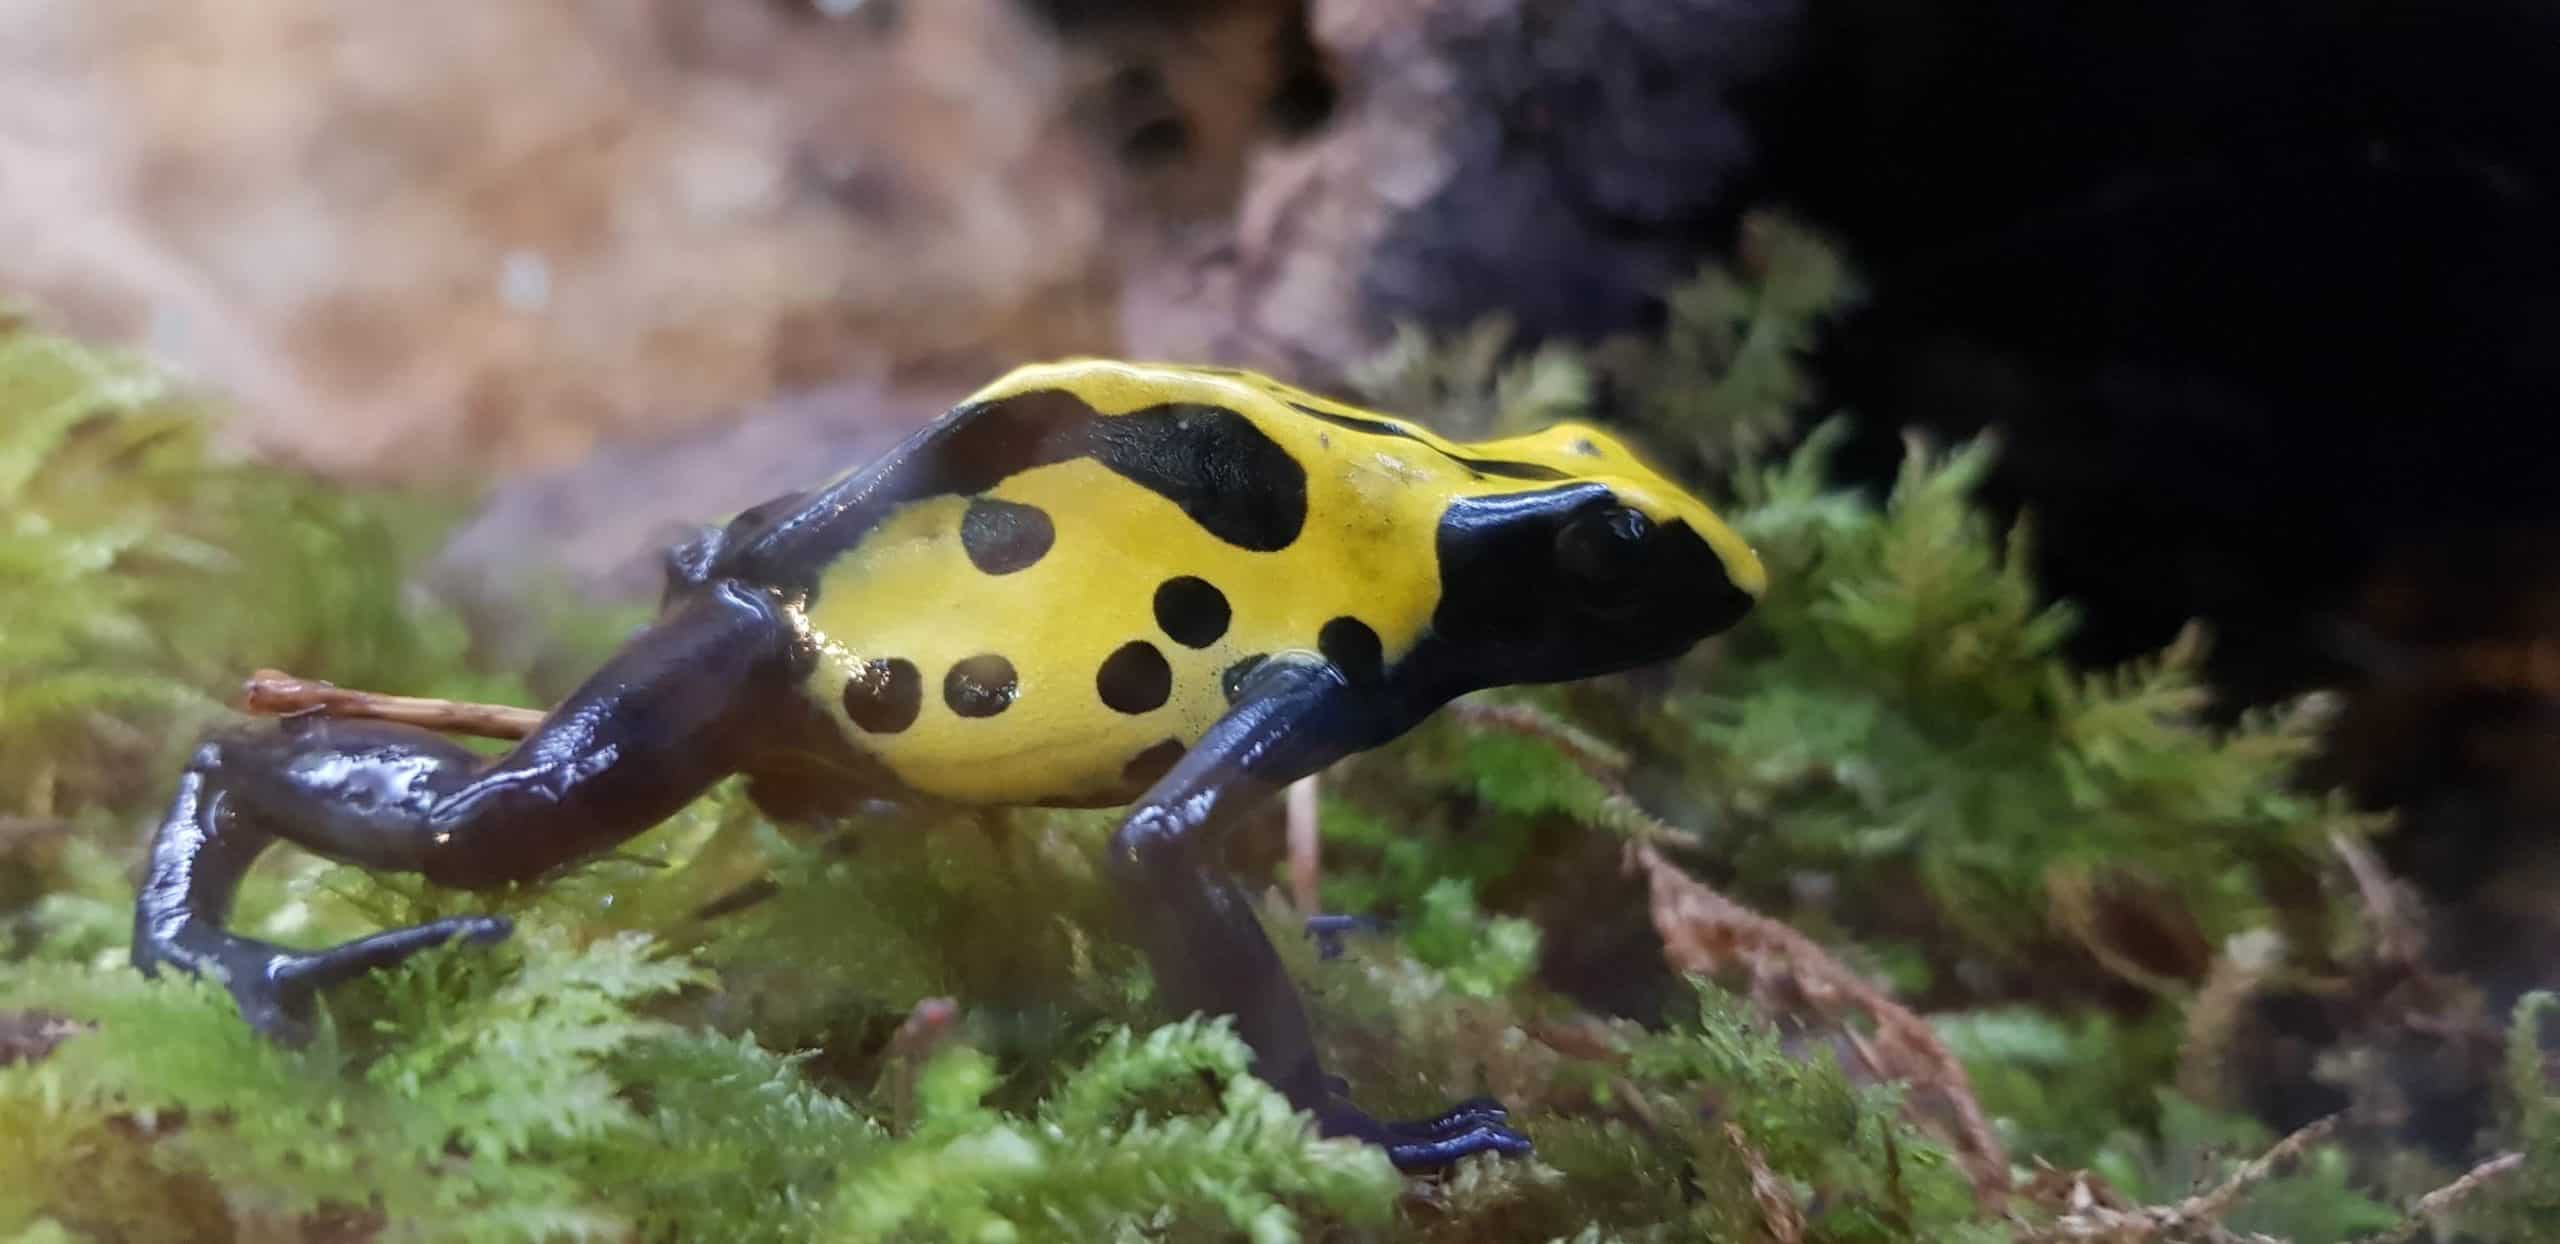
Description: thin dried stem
xmin=1449 ymin=700 xmax=1697 ymax=847
xmin=1726 ymin=1121 xmax=1808 ymax=1243
xmin=877 ymin=997 xmax=963 ymax=1133
xmin=0 ymin=1011 xmax=85 ymax=1067
xmin=2169 ymin=1114 xmax=2339 ymax=1228
xmin=2353 ymin=1151 xmax=2524 ymax=1244
xmin=1633 ymin=842 xmax=2013 ymax=1205
xmin=1452 ymin=698 xmax=2009 ymax=1202
xmin=1448 ymin=700 xmax=1629 ymax=773
xmin=2015 ymin=1115 xmax=2344 ymax=1243
xmin=2328 ymin=829 xmax=2423 ymax=964
xmin=1286 ymin=774 xmax=1322 ymax=911
xmin=240 ymin=668 xmax=545 ymax=740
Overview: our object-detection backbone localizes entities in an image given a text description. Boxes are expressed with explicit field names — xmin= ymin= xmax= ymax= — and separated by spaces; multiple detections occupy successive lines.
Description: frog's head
xmin=1419 ymin=424 xmax=1763 ymax=689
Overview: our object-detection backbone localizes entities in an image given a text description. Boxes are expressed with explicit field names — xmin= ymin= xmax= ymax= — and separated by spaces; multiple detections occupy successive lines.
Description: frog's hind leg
xmin=133 ymin=735 xmax=518 ymax=1040
xmin=132 ymin=581 xmax=801 ymax=1041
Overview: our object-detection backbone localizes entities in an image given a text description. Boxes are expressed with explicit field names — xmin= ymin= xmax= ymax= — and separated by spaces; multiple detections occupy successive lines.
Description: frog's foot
xmin=137 ymin=915 xmax=512 ymax=1045
xmin=1317 ymin=1094 xmax=1531 ymax=1171
xmin=1302 ymin=913 xmax=1389 ymax=961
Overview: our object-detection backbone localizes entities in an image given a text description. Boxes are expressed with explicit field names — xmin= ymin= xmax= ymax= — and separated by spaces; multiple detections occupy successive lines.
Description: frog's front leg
xmin=1106 ymin=657 xmax=1532 ymax=1172
xmin=133 ymin=581 xmax=801 ymax=1041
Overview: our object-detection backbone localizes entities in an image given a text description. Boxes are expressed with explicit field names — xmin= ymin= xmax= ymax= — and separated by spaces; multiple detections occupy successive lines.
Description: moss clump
xmin=0 ymin=319 xmax=506 ymax=823
xmin=1688 ymin=423 xmax=2366 ymax=983
xmin=3 ymin=929 xmax=696 ymax=1243
xmin=1617 ymin=986 xmax=2001 ymax=1243
xmin=1 ymin=922 xmax=1397 ymax=1243
xmin=2463 ymin=991 xmax=2560 ymax=1240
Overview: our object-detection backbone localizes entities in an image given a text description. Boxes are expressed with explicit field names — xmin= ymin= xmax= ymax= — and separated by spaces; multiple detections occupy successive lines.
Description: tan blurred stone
xmin=0 ymin=0 xmax=1126 ymax=480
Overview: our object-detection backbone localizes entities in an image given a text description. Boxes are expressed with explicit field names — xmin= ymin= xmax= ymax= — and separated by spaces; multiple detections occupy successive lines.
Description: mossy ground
xmin=0 ymin=229 xmax=2551 ymax=1242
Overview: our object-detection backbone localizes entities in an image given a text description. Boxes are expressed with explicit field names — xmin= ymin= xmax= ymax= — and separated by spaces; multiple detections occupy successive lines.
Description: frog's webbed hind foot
xmin=1301 ymin=912 xmax=1389 ymax=961
xmin=260 ymin=916 xmax=515 ymax=1036
xmin=131 ymin=753 xmax=520 ymax=1043
xmin=1317 ymin=1094 xmax=1532 ymax=1171
xmin=138 ymin=902 xmax=512 ymax=1045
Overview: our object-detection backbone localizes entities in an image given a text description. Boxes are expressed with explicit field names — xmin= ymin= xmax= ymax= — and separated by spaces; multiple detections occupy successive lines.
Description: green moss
xmin=1933 ymin=1005 xmax=2183 ymax=1169
xmin=828 ymin=1023 xmax=1400 ymax=1243
xmin=1402 ymin=880 xmax=1542 ymax=1000
xmin=1609 ymin=213 xmax=1852 ymax=474
xmin=0 ymin=317 xmax=554 ymax=825
xmin=2 ymin=928 xmax=695 ymax=1241
xmin=2465 ymin=991 xmax=2559 ymax=1239
xmin=1 ymin=925 xmax=1399 ymax=1243
xmin=1623 ymin=985 xmax=1999 ymax=1243
xmin=1684 ymin=422 xmax=2362 ymax=974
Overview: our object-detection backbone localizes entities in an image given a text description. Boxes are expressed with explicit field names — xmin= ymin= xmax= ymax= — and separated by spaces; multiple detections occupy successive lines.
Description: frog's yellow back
xmin=793 ymin=359 xmax=1757 ymax=807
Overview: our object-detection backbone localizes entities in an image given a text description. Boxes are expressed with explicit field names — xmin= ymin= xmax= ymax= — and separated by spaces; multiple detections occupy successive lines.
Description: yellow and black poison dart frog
xmin=132 ymin=360 xmax=1765 ymax=1170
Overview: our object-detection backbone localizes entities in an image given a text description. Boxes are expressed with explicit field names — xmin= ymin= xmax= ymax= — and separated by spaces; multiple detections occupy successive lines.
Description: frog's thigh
xmin=413 ymin=580 xmax=805 ymax=887
xmin=151 ymin=579 xmax=796 ymax=914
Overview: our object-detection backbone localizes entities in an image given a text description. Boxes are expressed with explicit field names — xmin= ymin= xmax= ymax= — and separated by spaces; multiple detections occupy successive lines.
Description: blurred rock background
xmin=3 ymin=0 xmax=1116 ymax=481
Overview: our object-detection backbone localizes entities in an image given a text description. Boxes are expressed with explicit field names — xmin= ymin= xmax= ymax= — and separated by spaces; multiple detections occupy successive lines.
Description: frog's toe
xmin=1302 ymin=913 xmax=1389 ymax=961
xmin=1318 ymin=1096 xmax=1532 ymax=1171
xmin=133 ymin=929 xmax=314 ymax=1043
xmin=236 ymin=980 xmax=321 ymax=1045
xmin=236 ymin=916 xmax=514 ymax=1046
xmin=269 ymin=915 xmax=514 ymax=997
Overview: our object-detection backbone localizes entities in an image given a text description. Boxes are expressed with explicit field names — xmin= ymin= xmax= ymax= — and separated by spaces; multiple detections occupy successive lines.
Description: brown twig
xmin=2328 ymin=829 xmax=2423 ymax=965
xmin=1450 ymin=698 xmax=2010 ymax=1202
xmin=2353 ymin=1150 xmax=2525 ymax=1244
xmin=2014 ymin=1115 xmax=2343 ymax=1243
xmin=1447 ymin=700 xmax=1630 ymax=774
xmin=0 ymin=1011 xmax=86 ymax=1067
xmin=1727 ymin=1121 xmax=1808 ymax=1243
xmin=1286 ymin=774 xmax=1322 ymax=912
xmin=1634 ymin=842 xmax=2013 ymax=1205
xmin=2170 ymin=1114 xmax=2340 ymax=1229
xmin=877 ymin=996 xmax=963 ymax=1132
xmin=239 ymin=668 xmax=545 ymax=740
xmin=2016 ymin=1207 xmax=2281 ymax=1244
xmin=1519 ymin=1016 xmax=1687 ymax=1147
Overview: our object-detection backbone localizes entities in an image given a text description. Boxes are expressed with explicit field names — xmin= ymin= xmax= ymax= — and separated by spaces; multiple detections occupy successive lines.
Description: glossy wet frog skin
xmin=133 ymin=359 xmax=1764 ymax=1171
xmin=730 ymin=360 xmax=1766 ymax=808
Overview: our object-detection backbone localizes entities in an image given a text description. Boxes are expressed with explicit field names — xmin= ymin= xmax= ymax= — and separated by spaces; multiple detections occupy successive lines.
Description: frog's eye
xmin=1555 ymin=505 xmax=1653 ymax=614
